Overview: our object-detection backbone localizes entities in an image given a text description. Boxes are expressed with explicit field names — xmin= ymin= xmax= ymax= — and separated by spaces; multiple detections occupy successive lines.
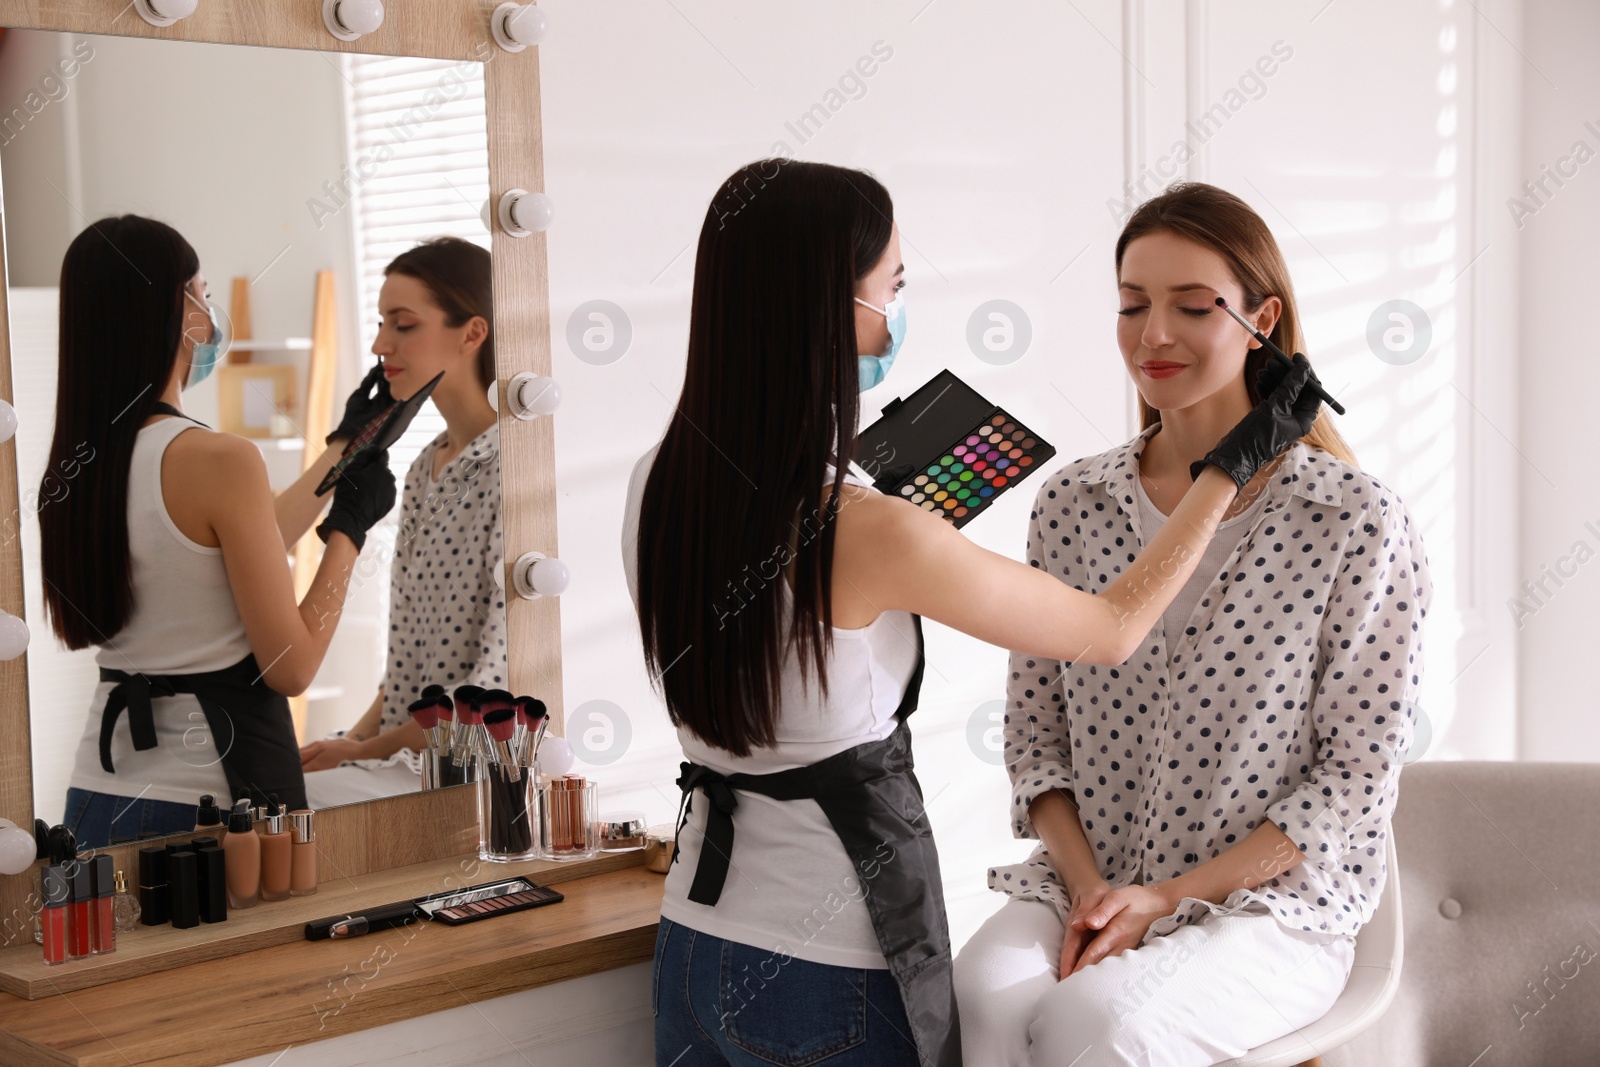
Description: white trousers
xmin=953 ymin=897 xmax=1355 ymax=1067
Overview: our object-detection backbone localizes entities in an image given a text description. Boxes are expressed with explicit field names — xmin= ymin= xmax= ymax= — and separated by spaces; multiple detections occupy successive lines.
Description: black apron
xmin=673 ymin=614 xmax=961 ymax=1066
xmin=97 ymin=654 xmax=308 ymax=811
xmin=93 ymin=403 xmax=309 ymax=810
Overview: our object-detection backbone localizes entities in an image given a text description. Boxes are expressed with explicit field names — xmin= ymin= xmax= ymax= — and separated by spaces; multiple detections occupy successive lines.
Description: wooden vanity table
xmin=0 ymin=851 xmax=664 ymax=1066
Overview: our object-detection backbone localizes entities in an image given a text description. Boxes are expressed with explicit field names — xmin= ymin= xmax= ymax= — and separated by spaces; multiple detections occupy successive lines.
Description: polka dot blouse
xmin=379 ymin=423 xmax=508 ymax=736
xmin=989 ymin=424 xmax=1434 ymax=943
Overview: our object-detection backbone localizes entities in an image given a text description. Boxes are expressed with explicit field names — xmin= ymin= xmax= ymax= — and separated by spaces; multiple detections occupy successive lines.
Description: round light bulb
xmin=529 ymin=556 xmax=570 ymax=598
xmin=492 ymin=3 xmax=548 ymax=52
xmin=0 ymin=824 xmax=35 ymax=875
xmin=511 ymin=552 xmax=569 ymax=600
xmin=498 ymin=190 xmax=554 ymax=237
xmin=0 ymin=400 xmax=17 ymax=445
xmin=324 ymin=0 xmax=384 ymax=40
xmin=509 ymin=373 xmax=562 ymax=420
xmin=510 ymin=192 xmax=554 ymax=233
xmin=0 ymin=613 xmax=29 ymax=660
xmin=539 ymin=736 xmax=575 ymax=777
xmin=135 ymin=0 xmax=198 ymax=26
xmin=507 ymin=6 xmax=546 ymax=44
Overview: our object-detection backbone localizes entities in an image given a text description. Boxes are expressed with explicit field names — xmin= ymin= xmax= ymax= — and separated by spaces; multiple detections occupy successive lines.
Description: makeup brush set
xmin=408 ymin=684 xmax=553 ymax=861
xmin=407 ymin=684 xmax=549 ymax=788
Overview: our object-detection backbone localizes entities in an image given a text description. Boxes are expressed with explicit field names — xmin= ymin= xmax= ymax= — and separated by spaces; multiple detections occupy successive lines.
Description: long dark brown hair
xmin=41 ymin=215 xmax=198 ymax=649
xmin=1116 ymin=182 xmax=1357 ymax=464
xmin=636 ymin=159 xmax=894 ymax=757
xmin=384 ymin=237 xmax=494 ymax=388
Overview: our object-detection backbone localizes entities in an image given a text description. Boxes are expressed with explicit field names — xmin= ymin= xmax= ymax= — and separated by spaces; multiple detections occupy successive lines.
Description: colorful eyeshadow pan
xmin=853 ymin=369 xmax=1056 ymax=530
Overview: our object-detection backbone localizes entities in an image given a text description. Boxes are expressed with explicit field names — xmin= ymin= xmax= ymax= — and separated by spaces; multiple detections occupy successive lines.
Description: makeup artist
xmin=621 ymin=160 xmax=1325 ymax=1067
xmin=46 ymin=215 xmax=397 ymax=849
xmin=299 ymin=237 xmax=507 ymax=799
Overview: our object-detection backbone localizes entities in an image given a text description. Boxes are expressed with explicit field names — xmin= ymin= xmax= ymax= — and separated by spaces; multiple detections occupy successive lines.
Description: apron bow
xmin=674 ymin=761 xmax=741 ymax=905
xmin=98 ymin=673 xmax=178 ymax=774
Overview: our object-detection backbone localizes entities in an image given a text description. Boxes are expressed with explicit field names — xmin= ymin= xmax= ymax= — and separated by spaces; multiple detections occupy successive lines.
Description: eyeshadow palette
xmin=413 ymin=876 xmax=563 ymax=926
xmin=315 ymin=369 xmax=445 ymax=496
xmin=853 ymin=369 xmax=1055 ymax=529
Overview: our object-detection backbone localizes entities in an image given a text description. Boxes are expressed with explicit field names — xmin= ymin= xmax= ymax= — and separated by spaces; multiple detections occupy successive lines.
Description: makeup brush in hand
xmin=1213 ymin=296 xmax=1346 ymax=415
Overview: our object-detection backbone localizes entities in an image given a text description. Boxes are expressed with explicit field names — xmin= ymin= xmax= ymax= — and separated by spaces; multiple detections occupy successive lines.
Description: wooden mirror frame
xmin=0 ymin=0 xmax=562 ymax=935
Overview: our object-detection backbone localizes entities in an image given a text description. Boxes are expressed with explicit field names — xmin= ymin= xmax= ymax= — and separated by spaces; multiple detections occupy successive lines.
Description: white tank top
xmin=621 ymin=445 xmax=917 ymax=968
xmin=68 ymin=416 xmax=253 ymax=804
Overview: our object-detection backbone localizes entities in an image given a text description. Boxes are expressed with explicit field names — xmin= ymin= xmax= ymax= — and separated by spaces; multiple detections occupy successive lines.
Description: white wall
xmin=536 ymin=0 xmax=1530 ymax=955
xmin=1190 ymin=0 xmax=1525 ymax=762
xmin=1515 ymin=1 xmax=1600 ymax=760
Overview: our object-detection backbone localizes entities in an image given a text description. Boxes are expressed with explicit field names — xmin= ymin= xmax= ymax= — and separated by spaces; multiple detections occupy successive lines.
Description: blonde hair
xmin=1115 ymin=182 xmax=1357 ymax=466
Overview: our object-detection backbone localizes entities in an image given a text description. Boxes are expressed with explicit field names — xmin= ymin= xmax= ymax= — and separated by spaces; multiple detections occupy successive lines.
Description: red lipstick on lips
xmin=1140 ymin=361 xmax=1188 ymax=379
xmin=381 ymin=363 xmax=402 ymax=380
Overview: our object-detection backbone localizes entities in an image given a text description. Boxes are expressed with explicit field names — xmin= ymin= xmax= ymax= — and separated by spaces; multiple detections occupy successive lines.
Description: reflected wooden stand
xmin=217 ymin=269 xmax=338 ymax=742
xmin=289 ymin=270 xmax=340 ymax=742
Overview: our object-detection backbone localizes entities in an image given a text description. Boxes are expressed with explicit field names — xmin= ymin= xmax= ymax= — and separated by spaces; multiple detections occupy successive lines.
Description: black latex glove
xmin=316 ymin=448 xmax=397 ymax=551
xmin=1189 ymin=353 xmax=1323 ymax=486
xmin=326 ymin=363 xmax=395 ymax=445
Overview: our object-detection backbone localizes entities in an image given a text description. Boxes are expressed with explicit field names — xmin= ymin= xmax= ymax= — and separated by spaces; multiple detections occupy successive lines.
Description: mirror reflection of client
xmin=952 ymin=185 xmax=1436 ymax=1067
xmin=50 ymin=216 xmax=398 ymax=850
xmin=299 ymin=238 xmax=506 ymax=804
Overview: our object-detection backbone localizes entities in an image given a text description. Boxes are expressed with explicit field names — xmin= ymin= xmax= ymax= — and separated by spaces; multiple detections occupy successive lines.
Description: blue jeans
xmin=63 ymin=788 xmax=198 ymax=849
xmin=652 ymin=916 xmax=921 ymax=1066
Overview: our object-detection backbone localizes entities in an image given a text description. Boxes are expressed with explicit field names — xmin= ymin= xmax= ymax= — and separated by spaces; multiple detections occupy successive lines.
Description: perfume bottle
xmin=112 ymin=869 xmax=142 ymax=932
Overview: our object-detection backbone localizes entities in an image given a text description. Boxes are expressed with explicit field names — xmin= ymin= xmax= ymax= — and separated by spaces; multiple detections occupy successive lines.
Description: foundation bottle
xmin=194 ymin=794 xmax=224 ymax=833
xmin=289 ymin=809 xmax=318 ymax=896
xmin=258 ymin=797 xmax=292 ymax=902
xmin=222 ymin=799 xmax=260 ymax=909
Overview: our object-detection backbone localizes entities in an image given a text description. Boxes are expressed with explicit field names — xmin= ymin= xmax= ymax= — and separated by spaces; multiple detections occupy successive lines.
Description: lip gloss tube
xmin=40 ymin=866 xmax=69 ymax=966
xmin=67 ymin=861 xmax=92 ymax=960
xmin=90 ymin=855 xmax=116 ymax=954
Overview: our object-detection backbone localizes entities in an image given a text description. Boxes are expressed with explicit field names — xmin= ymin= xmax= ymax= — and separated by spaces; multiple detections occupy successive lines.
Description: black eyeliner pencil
xmin=1213 ymin=296 xmax=1347 ymax=415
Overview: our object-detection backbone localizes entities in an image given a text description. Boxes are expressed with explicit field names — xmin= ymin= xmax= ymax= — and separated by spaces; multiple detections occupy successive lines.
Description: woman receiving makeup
xmin=298 ymin=237 xmax=507 ymax=797
xmin=953 ymin=183 xmax=1435 ymax=1067
xmin=48 ymin=215 xmax=397 ymax=849
xmin=621 ymin=161 xmax=1323 ymax=1067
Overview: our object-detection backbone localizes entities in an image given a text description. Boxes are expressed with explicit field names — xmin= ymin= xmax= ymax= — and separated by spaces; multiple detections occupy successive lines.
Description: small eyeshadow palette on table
xmin=416 ymin=876 xmax=562 ymax=925
xmin=853 ymin=369 xmax=1056 ymax=529
xmin=305 ymin=876 xmax=563 ymax=940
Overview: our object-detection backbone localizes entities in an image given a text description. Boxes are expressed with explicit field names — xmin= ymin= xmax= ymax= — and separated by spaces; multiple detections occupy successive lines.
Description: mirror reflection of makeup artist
xmin=46 ymin=216 xmax=397 ymax=850
xmin=620 ymin=160 xmax=1325 ymax=1067
xmin=298 ymin=238 xmax=506 ymax=789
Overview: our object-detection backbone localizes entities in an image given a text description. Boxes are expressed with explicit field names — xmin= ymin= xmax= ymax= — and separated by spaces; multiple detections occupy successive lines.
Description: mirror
xmin=0 ymin=28 xmax=506 ymax=836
